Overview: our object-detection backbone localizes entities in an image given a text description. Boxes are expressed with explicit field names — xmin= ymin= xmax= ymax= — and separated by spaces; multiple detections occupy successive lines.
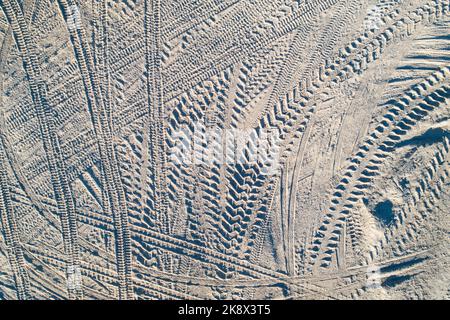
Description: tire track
xmin=244 ymin=0 xmax=450 ymax=268
xmin=0 ymin=134 xmax=31 ymax=299
xmin=141 ymin=0 xmax=169 ymax=234
xmin=307 ymin=68 xmax=450 ymax=271
xmin=1 ymin=0 xmax=83 ymax=299
xmin=369 ymin=136 xmax=450 ymax=263
xmin=56 ymin=0 xmax=133 ymax=299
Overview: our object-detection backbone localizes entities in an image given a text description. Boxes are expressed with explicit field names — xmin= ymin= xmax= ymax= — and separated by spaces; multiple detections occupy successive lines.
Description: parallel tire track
xmin=56 ymin=0 xmax=133 ymax=299
xmin=1 ymin=0 xmax=83 ymax=299
xmin=0 ymin=135 xmax=31 ymax=299
xmin=307 ymin=68 xmax=450 ymax=271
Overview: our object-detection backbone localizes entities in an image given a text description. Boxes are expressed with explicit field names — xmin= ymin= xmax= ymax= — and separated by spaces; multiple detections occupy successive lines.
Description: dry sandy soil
xmin=0 ymin=0 xmax=449 ymax=300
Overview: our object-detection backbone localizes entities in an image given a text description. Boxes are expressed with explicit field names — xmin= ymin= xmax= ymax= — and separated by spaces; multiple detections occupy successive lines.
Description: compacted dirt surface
xmin=0 ymin=0 xmax=449 ymax=300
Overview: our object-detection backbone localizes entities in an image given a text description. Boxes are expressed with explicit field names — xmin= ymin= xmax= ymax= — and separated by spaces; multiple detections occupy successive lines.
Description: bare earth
xmin=0 ymin=0 xmax=449 ymax=300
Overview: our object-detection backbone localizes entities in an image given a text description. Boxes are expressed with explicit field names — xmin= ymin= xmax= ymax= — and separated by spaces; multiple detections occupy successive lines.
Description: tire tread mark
xmin=56 ymin=0 xmax=133 ymax=299
xmin=1 ymin=0 xmax=82 ymax=299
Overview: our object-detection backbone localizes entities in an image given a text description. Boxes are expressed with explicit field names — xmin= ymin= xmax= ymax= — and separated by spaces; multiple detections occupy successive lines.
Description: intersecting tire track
xmin=1 ymin=0 xmax=449 ymax=300
xmin=238 ymin=0 xmax=450 ymax=273
xmin=369 ymin=136 xmax=450 ymax=263
xmin=1 ymin=0 xmax=83 ymax=299
xmin=0 ymin=136 xmax=31 ymax=299
xmin=306 ymin=69 xmax=450 ymax=271
xmin=56 ymin=0 xmax=133 ymax=299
